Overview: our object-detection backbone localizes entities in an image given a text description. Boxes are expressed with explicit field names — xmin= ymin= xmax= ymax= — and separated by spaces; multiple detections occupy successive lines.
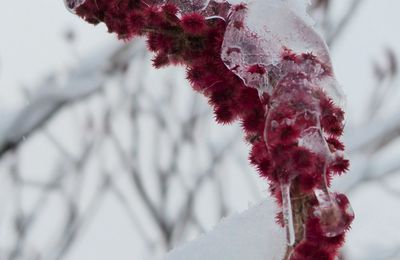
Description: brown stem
xmin=283 ymin=186 xmax=313 ymax=260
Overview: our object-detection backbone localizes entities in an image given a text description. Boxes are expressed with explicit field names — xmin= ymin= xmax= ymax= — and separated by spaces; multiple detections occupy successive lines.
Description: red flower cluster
xmin=71 ymin=0 xmax=353 ymax=258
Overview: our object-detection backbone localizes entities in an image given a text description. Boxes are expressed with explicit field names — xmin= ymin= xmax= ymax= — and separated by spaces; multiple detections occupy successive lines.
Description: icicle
xmin=281 ymin=182 xmax=295 ymax=246
xmin=64 ymin=0 xmax=86 ymax=13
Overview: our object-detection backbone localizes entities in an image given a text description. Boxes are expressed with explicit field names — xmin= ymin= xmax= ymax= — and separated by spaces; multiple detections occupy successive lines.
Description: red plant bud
xmin=329 ymin=156 xmax=349 ymax=175
xmin=162 ymin=3 xmax=179 ymax=16
xmin=326 ymin=137 xmax=345 ymax=151
xmin=247 ymin=64 xmax=266 ymax=74
xmin=144 ymin=6 xmax=164 ymax=27
xmin=126 ymin=11 xmax=144 ymax=35
xmin=181 ymin=13 xmax=207 ymax=35
xmin=213 ymin=105 xmax=236 ymax=124
xmin=152 ymin=52 xmax=169 ymax=68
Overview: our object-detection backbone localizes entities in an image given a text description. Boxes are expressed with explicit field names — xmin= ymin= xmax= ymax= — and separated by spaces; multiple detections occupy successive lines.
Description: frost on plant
xmin=66 ymin=0 xmax=354 ymax=258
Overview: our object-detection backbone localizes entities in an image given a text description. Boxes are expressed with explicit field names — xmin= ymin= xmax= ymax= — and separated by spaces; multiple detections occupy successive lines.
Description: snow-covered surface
xmin=165 ymin=198 xmax=285 ymax=260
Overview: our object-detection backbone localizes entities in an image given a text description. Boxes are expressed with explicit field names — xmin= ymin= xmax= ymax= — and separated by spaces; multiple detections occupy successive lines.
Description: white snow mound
xmin=165 ymin=198 xmax=285 ymax=260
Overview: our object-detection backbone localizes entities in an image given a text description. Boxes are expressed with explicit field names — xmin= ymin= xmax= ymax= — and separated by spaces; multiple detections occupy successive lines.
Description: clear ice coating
xmin=281 ymin=183 xmax=295 ymax=246
xmin=145 ymin=0 xmax=212 ymax=14
xmin=171 ymin=0 xmax=211 ymax=13
xmin=144 ymin=0 xmax=230 ymax=18
xmin=64 ymin=0 xmax=86 ymax=12
xmin=298 ymin=127 xmax=330 ymax=156
xmin=221 ymin=0 xmax=345 ymax=106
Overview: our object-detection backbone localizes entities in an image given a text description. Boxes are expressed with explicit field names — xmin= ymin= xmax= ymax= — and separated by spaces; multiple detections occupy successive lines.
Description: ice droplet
xmin=64 ymin=0 xmax=86 ymax=13
xmin=313 ymin=189 xmax=354 ymax=237
xmin=281 ymin=183 xmax=295 ymax=245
